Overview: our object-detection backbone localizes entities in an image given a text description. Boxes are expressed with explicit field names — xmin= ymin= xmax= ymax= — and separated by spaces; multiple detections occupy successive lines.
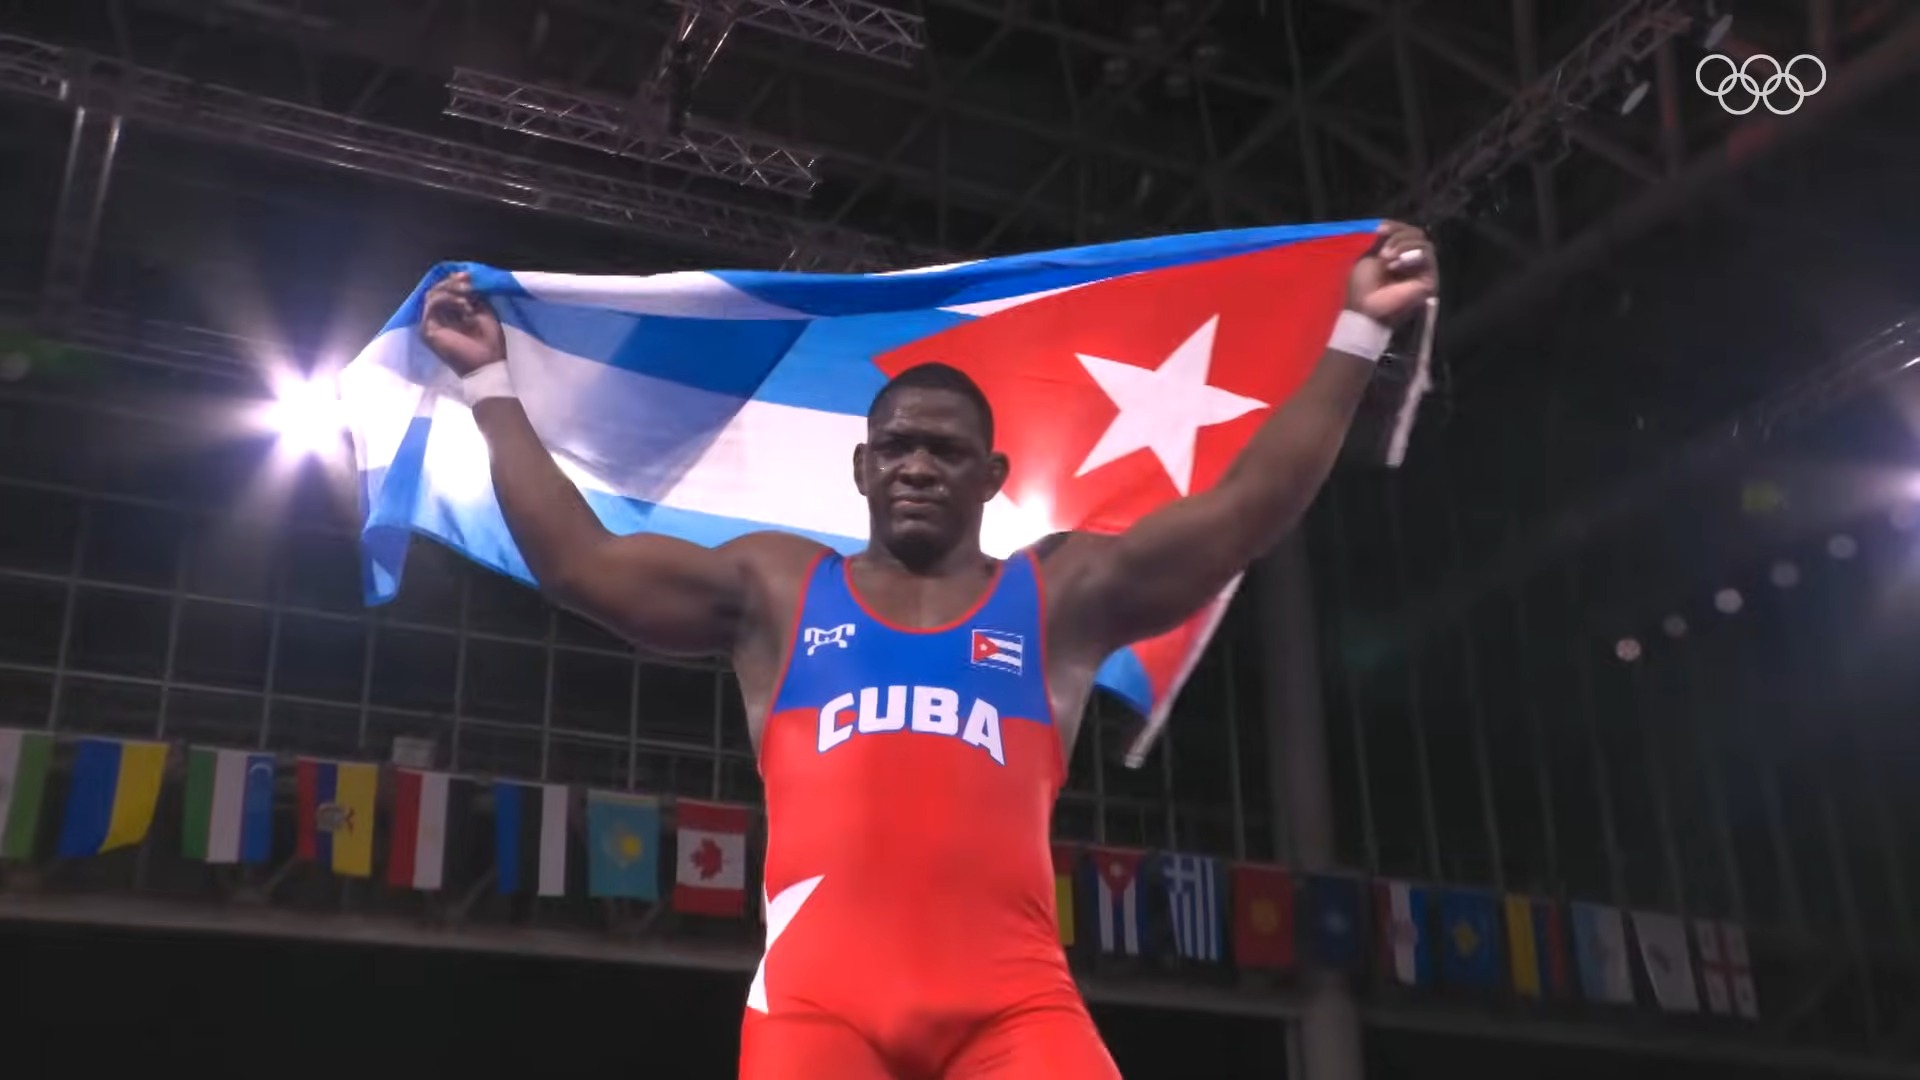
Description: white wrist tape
xmin=1328 ymin=309 xmax=1393 ymax=362
xmin=461 ymin=363 xmax=516 ymax=405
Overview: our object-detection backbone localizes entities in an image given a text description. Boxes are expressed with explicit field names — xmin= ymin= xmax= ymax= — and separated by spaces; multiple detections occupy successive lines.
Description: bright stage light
xmin=1713 ymin=588 xmax=1744 ymax=614
xmin=264 ymin=376 xmax=345 ymax=457
xmin=1615 ymin=637 xmax=1642 ymax=662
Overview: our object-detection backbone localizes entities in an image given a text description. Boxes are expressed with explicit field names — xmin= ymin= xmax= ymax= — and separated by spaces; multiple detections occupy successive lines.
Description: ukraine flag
xmin=55 ymin=737 xmax=168 ymax=857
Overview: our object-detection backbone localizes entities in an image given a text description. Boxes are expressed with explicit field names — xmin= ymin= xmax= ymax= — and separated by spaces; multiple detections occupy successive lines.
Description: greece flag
xmin=1163 ymin=852 xmax=1223 ymax=962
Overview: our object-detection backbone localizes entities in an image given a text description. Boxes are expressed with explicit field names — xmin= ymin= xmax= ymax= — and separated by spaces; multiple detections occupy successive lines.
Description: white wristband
xmin=461 ymin=362 xmax=516 ymax=405
xmin=1327 ymin=309 xmax=1393 ymax=362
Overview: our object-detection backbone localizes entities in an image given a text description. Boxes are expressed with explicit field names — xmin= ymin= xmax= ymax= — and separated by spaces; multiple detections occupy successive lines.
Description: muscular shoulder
xmin=721 ymin=530 xmax=833 ymax=626
xmin=722 ymin=530 xmax=830 ymax=579
xmin=719 ymin=531 xmax=833 ymax=715
xmin=1029 ymin=530 xmax=1117 ymax=658
xmin=1030 ymin=529 xmax=1112 ymax=576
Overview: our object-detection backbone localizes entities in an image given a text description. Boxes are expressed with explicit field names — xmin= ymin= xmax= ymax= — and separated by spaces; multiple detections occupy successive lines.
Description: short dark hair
xmin=868 ymin=362 xmax=995 ymax=447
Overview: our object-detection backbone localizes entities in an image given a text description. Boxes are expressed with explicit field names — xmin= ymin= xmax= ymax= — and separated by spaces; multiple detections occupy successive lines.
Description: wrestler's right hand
xmin=420 ymin=270 xmax=506 ymax=375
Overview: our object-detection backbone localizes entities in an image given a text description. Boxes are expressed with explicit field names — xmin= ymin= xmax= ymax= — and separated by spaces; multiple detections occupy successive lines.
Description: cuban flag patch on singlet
xmin=970 ymin=629 xmax=1024 ymax=675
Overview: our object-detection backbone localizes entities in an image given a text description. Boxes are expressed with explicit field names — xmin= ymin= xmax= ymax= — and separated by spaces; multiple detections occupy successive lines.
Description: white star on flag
xmin=1073 ymin=315 xmax=1270 ymax=495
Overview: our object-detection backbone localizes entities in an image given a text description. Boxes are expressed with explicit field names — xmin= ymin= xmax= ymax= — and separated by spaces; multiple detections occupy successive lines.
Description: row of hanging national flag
xmin=1053 ymin=847 xmax=1760 ymax=1019
xmin=0 ymin=731 xmax=752 ymax=917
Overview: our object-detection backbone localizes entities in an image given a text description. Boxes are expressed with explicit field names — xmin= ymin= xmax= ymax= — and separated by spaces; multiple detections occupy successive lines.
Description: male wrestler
xmin=418 ymin=221 xmax=1436 ymax=1079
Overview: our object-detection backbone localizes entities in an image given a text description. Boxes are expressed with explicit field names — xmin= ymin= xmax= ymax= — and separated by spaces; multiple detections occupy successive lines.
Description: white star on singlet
xmin=746 ymin=874 xmax=824 ymax=1014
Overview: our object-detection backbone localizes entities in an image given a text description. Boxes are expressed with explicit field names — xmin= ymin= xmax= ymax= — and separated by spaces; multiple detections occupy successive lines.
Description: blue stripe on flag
xmin=714 ymin=220 xmax=1382 ymax=317
xmin=747 ymin=309 xmax=974 ymax=414
xmin=55 ymin=738 xmax=122 ymax=857
xmin=488 ymin=298 xmax=803 ymax=401
xmin=1093 ymin=648 xmax=1152 ymax=718
xmin=494 ymin=781 xmax=523 ymax=895
xmin=240 ymin=753 xmax=275 ymax=865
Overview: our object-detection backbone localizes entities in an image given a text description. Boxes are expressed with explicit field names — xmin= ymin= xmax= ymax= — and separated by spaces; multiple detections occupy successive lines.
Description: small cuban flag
xmin=1087 ymin=846 xmax=1147 ymax=956
xmin=970 ymin=628 xmax=1024 ymax=675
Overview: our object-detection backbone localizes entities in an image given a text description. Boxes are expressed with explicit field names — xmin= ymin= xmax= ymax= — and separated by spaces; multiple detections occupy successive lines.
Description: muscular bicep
xmin=1043 ymin=493 xmax=1245 ymax=660
xmin=547 ymin=532 xmax=765 ymax=657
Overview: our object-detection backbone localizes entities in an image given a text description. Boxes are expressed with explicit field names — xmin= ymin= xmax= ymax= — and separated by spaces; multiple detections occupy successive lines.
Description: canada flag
xmin=673 ymin=799 xmax=749 ymax=917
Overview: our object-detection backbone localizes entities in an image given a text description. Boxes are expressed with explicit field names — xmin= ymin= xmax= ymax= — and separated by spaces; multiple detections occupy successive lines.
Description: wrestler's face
xmin=855 ymin=388 xmax=1007 ymax=565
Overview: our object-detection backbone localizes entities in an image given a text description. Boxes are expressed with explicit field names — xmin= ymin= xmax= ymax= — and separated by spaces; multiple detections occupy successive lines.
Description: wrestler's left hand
xmin=1348 ymin=220 xmax=1437 ymax=326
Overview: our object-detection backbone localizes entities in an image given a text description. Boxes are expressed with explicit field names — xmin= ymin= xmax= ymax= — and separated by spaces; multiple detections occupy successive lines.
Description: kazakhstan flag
xmin=587 ymin=791 xmax=660 ymax=900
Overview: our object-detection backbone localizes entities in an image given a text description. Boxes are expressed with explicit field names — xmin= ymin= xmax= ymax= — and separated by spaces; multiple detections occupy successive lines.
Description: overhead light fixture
xmin=1619 ymin=67 xmax=1652 ymax=116
xmin=262 ymin=374 xmax=345 ymax=457
xmin=1700 ymin=1 xmax=1733 ymax=49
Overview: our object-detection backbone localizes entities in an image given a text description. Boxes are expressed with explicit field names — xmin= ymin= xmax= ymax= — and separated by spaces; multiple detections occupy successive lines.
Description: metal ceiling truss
xmin=442 ymin=66 xmax=822 ymax=198
xmin=1394 ymin=0 xmax=1691 ymax=228
xmin=0 ymin=34 xmax=938 ymax=271
xmin=666 ymin=0 xmax=929 ymax=68
xmin=7 ymin=0 xmax=1910 ymax=305
xmin=38 ymin=105 xmax=121 ymax=327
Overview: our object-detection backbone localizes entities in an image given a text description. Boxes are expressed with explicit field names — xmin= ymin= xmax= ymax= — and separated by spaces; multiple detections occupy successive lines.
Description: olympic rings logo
xmin=1695 ymin=53 xmax=1827 ymax=115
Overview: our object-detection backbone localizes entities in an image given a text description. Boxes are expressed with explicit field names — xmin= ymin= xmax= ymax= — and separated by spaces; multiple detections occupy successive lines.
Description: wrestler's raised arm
xmin=1044 ymin=221 xmax=1438 ymax=660
xmin=418 ymin=272 xmax=812 ymax=658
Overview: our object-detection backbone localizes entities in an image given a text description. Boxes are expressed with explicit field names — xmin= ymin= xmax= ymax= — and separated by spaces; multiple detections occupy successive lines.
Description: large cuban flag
xmin=342 ymin=220 xmax=1387 ymax=759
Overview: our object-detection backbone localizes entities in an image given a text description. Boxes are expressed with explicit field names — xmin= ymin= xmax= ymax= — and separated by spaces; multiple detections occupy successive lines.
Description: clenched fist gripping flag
xmin=342 ymin=220 xmax=1416 ymax=759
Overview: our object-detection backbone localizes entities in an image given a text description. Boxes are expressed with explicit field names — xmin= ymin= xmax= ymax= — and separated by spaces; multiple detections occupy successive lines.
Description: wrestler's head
xmin=856 ymin=363 xmax=1008 ymax=569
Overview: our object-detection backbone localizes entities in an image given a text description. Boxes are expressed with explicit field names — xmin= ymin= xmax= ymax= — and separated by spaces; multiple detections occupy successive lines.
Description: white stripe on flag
xmin=941 ymin=281 xmax=1091 ymax=317
xmin=537 ymin=783 xmax=568 ymax=897
xmin=1167 ymin=856 xmax=1220 ymax=962
xmin=510 ymin=270 xmax=810 ymax=320
xmin=383 ymin=325 xmax=1057 ymax=559
xmin=207 ymin=749 xmax=249 ymax=863
xmin=1387 ymin=882 xmax=1419 ymax=984
xmin=414 ymin=771 xmax=450 ymax=891
xmin=1098 ymin=879 xmax=1139 ymax=955
xmin=339 ymin=334 xmax=432 ymax=473
xmin=502 ymin=325 xmax=870 ymax=540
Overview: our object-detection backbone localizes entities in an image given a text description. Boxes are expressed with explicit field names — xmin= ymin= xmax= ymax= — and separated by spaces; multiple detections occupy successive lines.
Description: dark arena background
xmin=1 ymin=1 xmax=1919 ymax=1077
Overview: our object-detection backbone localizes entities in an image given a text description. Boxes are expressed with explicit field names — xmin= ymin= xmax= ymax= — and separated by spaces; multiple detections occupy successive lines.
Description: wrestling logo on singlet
xmin=802 ymin=623 xmax=856 ymax=656
xmin=816 ymin=685 xmax=1006 ymax=765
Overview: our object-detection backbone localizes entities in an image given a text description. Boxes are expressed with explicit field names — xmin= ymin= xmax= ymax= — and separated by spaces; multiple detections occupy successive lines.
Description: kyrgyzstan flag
xmin=674 ymin=799 xmax=750 ymax=917
xmin=1232 ymin=862 xmax=1295 ymax=970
